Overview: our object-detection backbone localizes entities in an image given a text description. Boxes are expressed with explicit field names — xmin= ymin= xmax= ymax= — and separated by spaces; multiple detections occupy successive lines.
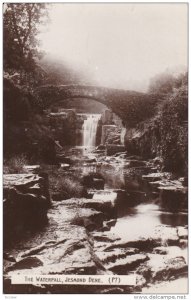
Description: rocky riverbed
xmin=3 ymin=148 xmax=188 ymax=294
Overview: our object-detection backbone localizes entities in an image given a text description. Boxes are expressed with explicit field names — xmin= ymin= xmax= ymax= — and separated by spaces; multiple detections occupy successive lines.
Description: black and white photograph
xmin=2 ymin=1 xmax=188 ymax=295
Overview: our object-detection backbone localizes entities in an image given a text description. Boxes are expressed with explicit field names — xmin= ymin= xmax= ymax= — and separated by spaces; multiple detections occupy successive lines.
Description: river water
xmin=4 ymin=114 xmax=188 ymax=294
xmin=63 ymin=145 xmax=188 ymax=292
xmin=68 ymin=146 xmax=188 ymax=232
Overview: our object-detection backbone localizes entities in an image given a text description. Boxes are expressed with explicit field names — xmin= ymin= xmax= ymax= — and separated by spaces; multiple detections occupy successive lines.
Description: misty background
xmin=39 ymin=3 xmax=187 ymax=92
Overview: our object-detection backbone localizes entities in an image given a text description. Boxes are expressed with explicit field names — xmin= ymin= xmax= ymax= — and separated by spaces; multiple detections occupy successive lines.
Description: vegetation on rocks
xmin=159 ymin=83 xmax=188 ymax=174
xmin=41 ymin=165 xmax=85 ymax=200
xmin=3 ymin=154 xmax=28 ymax=174
xmin=125 ymin=72 xmax=188 ymax=176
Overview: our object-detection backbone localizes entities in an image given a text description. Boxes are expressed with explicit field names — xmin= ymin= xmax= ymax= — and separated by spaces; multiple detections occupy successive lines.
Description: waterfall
xmin=120 ymin=127 xmax=126 ymax=145
xmin=83 ymin=114 xmax=101 ymax=147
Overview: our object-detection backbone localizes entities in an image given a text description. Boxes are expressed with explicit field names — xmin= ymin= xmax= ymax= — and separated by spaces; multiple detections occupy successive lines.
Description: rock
xmin=52 ymin=191 xmax=69 ymax=201
xmin=93 ymin=190 xmax=117 ymax=203
xmin=23 ymin=165 xmax=41 ymax=174
xmin=96 ymin=145 xmax=106 ymax=150
xmin=179 ymin=177 xmax=188 ymax=187
xmin=128 ymin=190 xmax=147 ymax=204
xmin=62 ymin=195 xmax=116 ymax=217
xmin=152 ymin=225 xmax=179 ymax=246
xmin=93 ymin=149 xmax=105 ymax=154
xmin=6 ymin=225 xmax=103 ymax=277
xmin=147 ymin=177 xmax=188 ymax=211
xmin=113 ymin=152 xmax=127 ymax=158
xmin=101 ymin=224 xmax=110 ymax=232
xmin=7 ymin=257 xmax=43 ymax=271
xmin=104 ymin=225 xmax=179 ymax=252
xmin=101 ymin=287 xmax=125 ymax=294
xmin=56 ymin=154 xmax=72 ymax=164
xmin=106 ymin=145 xmax=126 ymax=156
xmin=152 ymin=156 xmax=163 ymax=165
xmin=5 ymin=195 xmax=119 ymax=292
xmin=38 ymin=136 xmax=57 ymax=164
xmin=3 ymin=253 xmax=16 ymax=262
xmin=127 ymin=160 xmax=147 ymax=167
xmin=92 ymin=231 xmax=121 ymax=243
xmin=82 ymin=174 xmax=105 ymax=189
xmin=28 ymin=183 xmax=42 ymax=194
xmin=177 ymin=226 xmax=188 ymax=239
xmin=104 ymin=238 xmax=158 ymax=252
xmin=153 ymin=247 xmax=168 ymax=255
xmin=3 ymin=174 xmax=51 ymax=240
xmin=179 ymin=239 xmax=188 ymax=249
xmin=83 ymin=158 xmax=97 ymax=163
xmin=96 ymin=248 xmax=139 ymax=264
xmin=101 ymin=125 xmax=118 ymax=144
xmin=51 ymin=200 xmax=106 ymax=231
xmin=107 ymin=254 xmax=149 ymax=274
xmin=142 ymin=172 xmax=171 ymax=181
xmin=93 ymin=178 xmax=105 ymax=189
xmin=159 ymin=187 xmax=188 ymax=211
xmin=138 ymin=255 xmax=187 ymax=283
xmin=126 ymin=155 xmax=143 ymax=160
xmin=101 ymin=109 xmax=114 ymax=124
xmin=60 ymin=163 xmax=70 ymax=169
xmin=104 ymin=219 xmax=116 ymax=227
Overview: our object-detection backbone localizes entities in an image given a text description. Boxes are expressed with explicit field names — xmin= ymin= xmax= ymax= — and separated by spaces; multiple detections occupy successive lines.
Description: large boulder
xmin=5 ymin=225 xmax=102 ymax=278
xmin=3 ymin=173 xmax=51 ymax=241
xmin=106 ymin=145 xmax=125 ymax=156
xmin=62 ymin=194 xmax=117 ymax=219
xmin=4 ymin=201 xmax=107 ymax=293
xmin=138 ymin=255 xmax=187 ymax=283
xmin=82 ymin=173 xmax=105 ymax=189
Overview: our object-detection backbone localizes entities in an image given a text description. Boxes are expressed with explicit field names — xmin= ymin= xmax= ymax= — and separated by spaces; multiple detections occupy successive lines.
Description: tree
xmin=148 ymin=72 xmax=175 ymax=94
xmin=3 ymin=3 xmax=48 ymax=71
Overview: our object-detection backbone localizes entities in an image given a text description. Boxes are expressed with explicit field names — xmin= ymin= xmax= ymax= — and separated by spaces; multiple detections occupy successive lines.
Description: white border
xmin=0 ymin=1 xmax=190 ymax=300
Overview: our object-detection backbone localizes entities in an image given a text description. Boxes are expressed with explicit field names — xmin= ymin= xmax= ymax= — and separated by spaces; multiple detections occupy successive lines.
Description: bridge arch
xmin=35 ymin=84 xmax=159 ymax=126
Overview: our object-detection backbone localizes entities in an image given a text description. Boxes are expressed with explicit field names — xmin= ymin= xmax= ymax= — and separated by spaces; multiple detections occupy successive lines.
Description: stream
xmin=3 ymin=114 xmax=188 ymax=294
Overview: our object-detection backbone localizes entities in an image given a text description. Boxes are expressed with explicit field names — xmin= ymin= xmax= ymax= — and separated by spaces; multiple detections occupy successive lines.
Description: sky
xmin=40 ymin=3 xmax=188 ymax=91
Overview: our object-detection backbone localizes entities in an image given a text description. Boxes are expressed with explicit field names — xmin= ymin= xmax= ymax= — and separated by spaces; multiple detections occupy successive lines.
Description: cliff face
xmin=125 ymin=120 xmax=160 ymax=159
xmin=125 ymin=85 xmax=188 ymax=176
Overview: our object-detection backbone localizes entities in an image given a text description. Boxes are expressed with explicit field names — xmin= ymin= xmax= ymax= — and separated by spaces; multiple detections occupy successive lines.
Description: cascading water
xmin=83 ymin=114 xmax=101 ymax=147
xmin=120 ymin=127 xmax=126 ymax=145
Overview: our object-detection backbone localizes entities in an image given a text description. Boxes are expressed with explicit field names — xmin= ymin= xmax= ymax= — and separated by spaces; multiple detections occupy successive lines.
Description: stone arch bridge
xmin=36 ymin=84 xmax=160 ymax=126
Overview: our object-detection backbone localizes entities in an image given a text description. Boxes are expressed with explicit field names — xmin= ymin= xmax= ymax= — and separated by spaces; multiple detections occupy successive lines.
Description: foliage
xmin=148 ymin=71 xmax=187 ymax=95
xmin=125 ymin=72 xmax=188 ymax=175
xmin=46 ymin=166 xmax=85 ymax=199
xmin=159 ymin=84 xmax=188 ymax=174
xmin=3 ymin=154 xmax=29 ymax=174
xmin=3 ymin=3 xmax=48 ymax=71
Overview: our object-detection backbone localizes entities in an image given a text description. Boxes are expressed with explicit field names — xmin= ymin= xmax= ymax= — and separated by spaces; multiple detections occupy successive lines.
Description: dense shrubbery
xmin=159 ymin=85 xmax=188 ymax=174
xmin=125 ymin=72 xmax=188 ymax=176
